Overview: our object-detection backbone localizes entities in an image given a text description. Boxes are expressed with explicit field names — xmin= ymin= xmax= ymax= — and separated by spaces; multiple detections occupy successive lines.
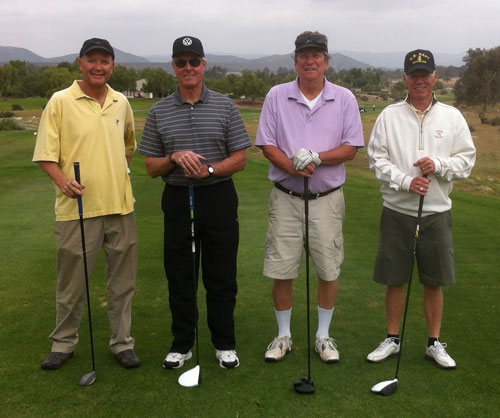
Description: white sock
xmin=275 ymin=308 xmax=292 ymax=337
xmin=316 ymin=306 xmax=334 ymax=339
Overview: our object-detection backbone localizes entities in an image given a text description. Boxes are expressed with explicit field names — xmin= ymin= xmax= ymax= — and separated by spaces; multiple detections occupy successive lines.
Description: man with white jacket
xmin=366 ymin=49 xmax=476 ymax=369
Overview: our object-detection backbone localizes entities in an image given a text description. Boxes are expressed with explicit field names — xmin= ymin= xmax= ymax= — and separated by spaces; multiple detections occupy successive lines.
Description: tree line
xmin=1 ymin=46 xmax=499 ymax=110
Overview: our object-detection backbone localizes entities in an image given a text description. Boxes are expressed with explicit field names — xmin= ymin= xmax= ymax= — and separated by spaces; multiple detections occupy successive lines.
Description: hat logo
xmin=410 ymin=52 xmax=430 ymax=65
xmin=183 ymin=38 xmax=193 ymax=46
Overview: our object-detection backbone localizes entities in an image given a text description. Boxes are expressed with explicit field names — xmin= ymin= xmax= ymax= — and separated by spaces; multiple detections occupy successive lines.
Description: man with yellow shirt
xmin=33 ymin=38 xmax=140 ymax=370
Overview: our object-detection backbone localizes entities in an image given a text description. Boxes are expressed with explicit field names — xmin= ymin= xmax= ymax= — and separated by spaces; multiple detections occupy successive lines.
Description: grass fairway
xmin=1 ymin=125 xmax=499 ymax=417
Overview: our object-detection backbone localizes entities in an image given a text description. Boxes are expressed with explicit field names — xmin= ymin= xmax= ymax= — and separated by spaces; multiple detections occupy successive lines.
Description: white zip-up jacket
xmin=368 ymin=98 xmax=476 ymax=217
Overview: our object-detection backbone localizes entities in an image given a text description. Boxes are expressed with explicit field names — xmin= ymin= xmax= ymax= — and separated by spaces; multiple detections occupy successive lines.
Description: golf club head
xmin=371 ymin=378 xmax=398 ymax=396
xmin=178 ymin=365 xmax=201 ymax=388
xmin=294 ymin=376 xmax=315 ymax=394
xmin=79 ymin=371 xmax=96 ymax=386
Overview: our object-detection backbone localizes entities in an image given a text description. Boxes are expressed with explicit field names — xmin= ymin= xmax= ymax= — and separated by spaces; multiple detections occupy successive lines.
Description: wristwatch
xmin=207 ymin=165 xmax=215 ymax=176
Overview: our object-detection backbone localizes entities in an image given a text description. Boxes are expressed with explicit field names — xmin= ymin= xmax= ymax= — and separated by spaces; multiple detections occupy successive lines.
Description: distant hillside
xmin=0 ymin=46 xmax=46 ymax=62
xmin=1 ymin=45 xmax=464 ymax=71
xmin=337 ymin=50 xmax=466 ymax=68
xmin=0 ymin=46 xmax=149 ymax=64
xmin=137 ymin=52 xmax=371 ymax=72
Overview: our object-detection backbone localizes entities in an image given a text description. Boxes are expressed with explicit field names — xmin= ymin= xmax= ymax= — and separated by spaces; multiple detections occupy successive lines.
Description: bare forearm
xmin=262 ymin=145 xmax=294 ymax=174
xmin=318 ymin=145 xmax=358 ymax=166
xmin=145 ymin=156 xmax=175 ymax=178
xmin=261 ymin=145 xmax=314 ymax=177
xmin=211 ymin=149 xmax=247 ymax=176
xmin=38 ymin=161 xmax=67 ymax=188
xmin=37 ymin=161 xmax=83 ymax=197
xmin=186 ymin=149 xmax=248 ymax=179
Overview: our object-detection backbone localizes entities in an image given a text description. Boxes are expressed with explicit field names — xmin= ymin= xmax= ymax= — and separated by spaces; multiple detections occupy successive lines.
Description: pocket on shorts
xmin=333 ymin=236 xmax=344 ymax=265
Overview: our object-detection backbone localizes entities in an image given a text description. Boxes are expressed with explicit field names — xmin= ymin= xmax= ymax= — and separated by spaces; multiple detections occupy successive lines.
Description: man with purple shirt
xmin=255 ymin=31 xmax=364 ymax=364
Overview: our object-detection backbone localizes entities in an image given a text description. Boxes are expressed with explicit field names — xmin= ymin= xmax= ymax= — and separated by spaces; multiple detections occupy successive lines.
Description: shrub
xmin=468 ymin=124 xmax=475 ymax=132
xmin=0 ymin=118 xmax=24 ymax=131
xmin=11 ymin=104 xmax=24 ymax=111
xmin=0 ymin=111 xmax=15 ymax=118
xmin=479 ymin=112 xmax=488 ymax=124
xmin=490 ymin=117 xmax=500 ymax=126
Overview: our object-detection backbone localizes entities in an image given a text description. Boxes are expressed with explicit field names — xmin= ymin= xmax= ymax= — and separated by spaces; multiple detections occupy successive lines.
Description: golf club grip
xmin=416 ymin=174 xmax=428 ymax=226
xmin=188 ymin=185 xmax=195 ymax=251
xmin=188 ymin=184 xmax=194 ymax=212
xmin=73 ymin=162 xmax=83 ymax=218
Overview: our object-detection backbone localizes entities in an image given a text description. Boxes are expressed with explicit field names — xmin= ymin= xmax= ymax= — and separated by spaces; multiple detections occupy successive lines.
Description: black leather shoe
xmin=115 ymin=349 xmax=141 ymax=369
xmin=41 ymin=352 xmax=74 ymax=370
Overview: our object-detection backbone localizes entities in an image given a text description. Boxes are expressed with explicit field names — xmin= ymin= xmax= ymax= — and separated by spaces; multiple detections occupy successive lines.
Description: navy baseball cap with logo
xmin=295 ymin=32 xmax=328 ymax=53
xmin=79 ymin=38 xmax=115 ymax=60
xmin=172 ymin=36 xmax=205 ymax=57
xmin=404 ymin=49 xmax=435 ymax=74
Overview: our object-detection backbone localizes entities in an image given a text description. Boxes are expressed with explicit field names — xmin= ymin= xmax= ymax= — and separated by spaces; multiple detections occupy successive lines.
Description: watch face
xmin=208 ymin=165 xmax=214 ymax=174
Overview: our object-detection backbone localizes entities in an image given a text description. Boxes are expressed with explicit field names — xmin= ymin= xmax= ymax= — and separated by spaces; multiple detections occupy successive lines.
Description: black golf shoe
xmin=41 ymin=351 xmax=74 ymax=370
xmin=115 ymin=349 xmax=141 ymax=369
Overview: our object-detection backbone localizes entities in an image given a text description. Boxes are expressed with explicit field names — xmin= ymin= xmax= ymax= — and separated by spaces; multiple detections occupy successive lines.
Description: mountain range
xmin=0 ymin=46 xmax=466 ymax=72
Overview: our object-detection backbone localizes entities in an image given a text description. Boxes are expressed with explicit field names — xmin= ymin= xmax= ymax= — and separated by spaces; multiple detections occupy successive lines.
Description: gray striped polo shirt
xmin=139 ymin=85 xmax=251 ymax=186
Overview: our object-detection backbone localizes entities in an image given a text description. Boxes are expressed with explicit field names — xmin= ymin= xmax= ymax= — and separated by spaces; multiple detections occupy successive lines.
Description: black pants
xmin=162 ymin=179 xmax=239 ymax=353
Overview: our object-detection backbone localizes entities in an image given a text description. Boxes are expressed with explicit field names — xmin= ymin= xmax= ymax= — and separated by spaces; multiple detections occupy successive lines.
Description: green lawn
xmin=1 ymin=130 xmax=499 ymax=417
xmin=0 ymin=97 xmax=48 ymax=111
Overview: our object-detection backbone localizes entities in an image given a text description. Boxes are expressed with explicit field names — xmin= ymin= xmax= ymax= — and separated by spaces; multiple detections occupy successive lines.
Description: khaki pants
xmin=49 ymin=213 xmax=138 ymax=354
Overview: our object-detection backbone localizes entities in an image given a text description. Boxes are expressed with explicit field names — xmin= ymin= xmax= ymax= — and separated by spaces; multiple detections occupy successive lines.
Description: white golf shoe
xmin=216 ymin=349 xmax=240 ymax=369
xmin=426 ymin=341 xmax=456 ymax=369
xmin=265 ymin=336 xmax=293 ymax=362
xmin=367 ymin=337 xmax=400 ymax=363
xmin=315 ymin=337 xmax=340 ymax=363
xmin=162 ymin=351 xmax=192 ymax=369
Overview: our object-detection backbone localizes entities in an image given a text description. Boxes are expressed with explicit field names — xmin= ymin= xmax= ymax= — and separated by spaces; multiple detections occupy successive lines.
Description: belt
xmin=274 ymin=182 xmax=341 ymax=200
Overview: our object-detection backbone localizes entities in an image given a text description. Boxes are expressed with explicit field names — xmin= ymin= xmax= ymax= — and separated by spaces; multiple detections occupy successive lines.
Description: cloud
xmin=1 ymin=0 xmax=499 ymax=58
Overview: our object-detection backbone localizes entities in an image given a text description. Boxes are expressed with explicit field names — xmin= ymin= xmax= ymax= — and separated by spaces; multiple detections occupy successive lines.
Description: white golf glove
xmin=292 ymin=148 xmax=321 ymax=170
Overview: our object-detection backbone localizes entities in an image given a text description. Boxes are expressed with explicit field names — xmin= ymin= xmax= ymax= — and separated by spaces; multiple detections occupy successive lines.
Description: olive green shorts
xmin=373 ymin=207 xmax=455 ymax=286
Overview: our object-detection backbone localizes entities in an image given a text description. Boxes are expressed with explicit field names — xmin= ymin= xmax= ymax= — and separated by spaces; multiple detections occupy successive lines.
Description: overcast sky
xmin=2 ymin=0 xmax=499 ymax=58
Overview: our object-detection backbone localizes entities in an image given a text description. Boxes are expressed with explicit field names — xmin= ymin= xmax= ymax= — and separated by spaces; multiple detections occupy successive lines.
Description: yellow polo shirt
xmin=33 ymin=81 xmax=136 ymax=221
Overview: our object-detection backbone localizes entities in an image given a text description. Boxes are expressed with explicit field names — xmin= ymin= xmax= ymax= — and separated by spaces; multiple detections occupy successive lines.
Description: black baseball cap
xmin=404 ymin=49 xmax=435 ymax=74
xmin=295 ymin=32 xmax=328 ymax=53
xmin=172 ymin=36 xmax=205 ymax=57
xmin=79 ymin=38 xmax=115 ymax=60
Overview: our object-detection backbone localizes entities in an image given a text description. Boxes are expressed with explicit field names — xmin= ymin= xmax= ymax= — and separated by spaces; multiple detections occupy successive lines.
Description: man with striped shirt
xmin=139 ymin=36 xmax=251 ymax=370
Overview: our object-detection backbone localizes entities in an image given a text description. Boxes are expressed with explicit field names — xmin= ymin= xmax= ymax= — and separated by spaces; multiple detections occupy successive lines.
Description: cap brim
xmin=172 ymin=50 xmax=204 ymax=57
xmin=81 ymin=46 xmax=114 ymax=58
xmin=295 ymin=44 xmax=328 ymax=53
xmin=405 ymin=65 xmax=434 ymax=74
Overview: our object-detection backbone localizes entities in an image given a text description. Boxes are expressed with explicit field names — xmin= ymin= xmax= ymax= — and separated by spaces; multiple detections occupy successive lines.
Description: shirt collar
xmin=288 ymin=77 xmax=336 ymax=103
xmin=69 ymin=80 xmax=118 ymax=103
xmin=174 ymin=84 xmax=209 ymax=105
xmin=405 ymin=93 xmax=437 ymax=113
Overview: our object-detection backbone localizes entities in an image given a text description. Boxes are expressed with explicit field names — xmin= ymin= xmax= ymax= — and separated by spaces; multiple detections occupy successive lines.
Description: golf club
xmin=178 ymin=184 xmax=202 ymax=387
xmin=73 ymin=162 xmax=97 ymax=387
xmin=371 ymin=177 xmax=427 ymax=396
xmin=294 ymin=177 xmax=315 ymax=395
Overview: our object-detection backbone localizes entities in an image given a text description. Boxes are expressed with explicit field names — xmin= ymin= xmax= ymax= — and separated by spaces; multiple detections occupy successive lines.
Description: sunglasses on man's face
xmin=173 ymin=58 xmax=202 ymax=68
xmin=295 ymin=34 xmax=327 ymax=46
